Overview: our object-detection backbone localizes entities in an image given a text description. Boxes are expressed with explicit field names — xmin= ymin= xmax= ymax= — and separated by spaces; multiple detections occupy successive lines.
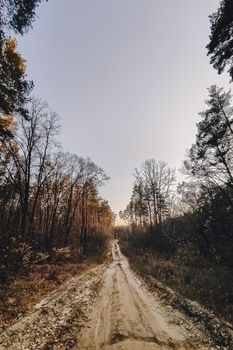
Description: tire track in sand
xmin=77 ymin=241 xmax=212 ymax=350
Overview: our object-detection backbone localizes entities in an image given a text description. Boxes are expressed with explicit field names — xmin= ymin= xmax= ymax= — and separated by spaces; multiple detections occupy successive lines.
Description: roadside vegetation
xmin=0 ymin=0 xmax=114 ymax=329
xmin=119 ymin=1 xmax=233 ymax=325
xmin=118 ymin=84 xmax=233 ymax=324
xmin=1 ymin=0 xmax=233 ymax=337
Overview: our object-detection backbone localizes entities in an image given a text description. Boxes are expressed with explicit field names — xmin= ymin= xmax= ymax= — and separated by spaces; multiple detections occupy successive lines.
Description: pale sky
xmin=17 ymin=0 xmax=231 ymax=223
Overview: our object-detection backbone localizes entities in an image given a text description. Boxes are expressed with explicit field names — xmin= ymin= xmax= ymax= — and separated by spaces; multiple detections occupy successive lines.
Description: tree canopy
xmin=207 ymin=0 xmax=233 ymax=80
xmin=185 ymin=85 xmax=233 ymax=189
xmin=0 ymin=37 xmax=32 ymax=137
xmin=0 ymin=0 xmax=45 ymax=34
xmin=0 ymin=0 xmax=46 ymax=138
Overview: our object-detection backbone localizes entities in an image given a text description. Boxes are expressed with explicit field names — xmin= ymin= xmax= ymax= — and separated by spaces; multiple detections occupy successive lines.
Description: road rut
xmin=1 ymin=241 xmax=232 ymax=349
xmin=77 ymin=242 xmax=213 ymax=349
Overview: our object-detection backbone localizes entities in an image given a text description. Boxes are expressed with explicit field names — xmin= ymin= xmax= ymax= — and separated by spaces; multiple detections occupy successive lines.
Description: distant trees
xmin=207 ymin=0 xmax=233 ymax=80
xmin=120 ymin=160 xmax=175 ymax=233
xmin=121 ymin=86 xmax=233 ymax=264
xmin=1 ymin=98 xmax=60 ymax=236
xmin=0 ymin=1 xmax=114 ymax=280
xmin=0 ymin=98 xmax=114 ymax=259
xmin=118 ymin=9 xmax=233 ymax=323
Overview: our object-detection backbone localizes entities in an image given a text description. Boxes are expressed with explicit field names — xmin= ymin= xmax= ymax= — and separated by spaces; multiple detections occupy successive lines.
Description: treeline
xmin=119 ymin=86 xmax=233 ymax=322
xmin=120 ymin=85 xmax=233 ymax=263
xmin=119 ymin=0 xmax=233 ymax=321
xmin=0 ymin=1 xmax=114 ymax=281
xmin=120 ymin=160 xmax=175 ymax=233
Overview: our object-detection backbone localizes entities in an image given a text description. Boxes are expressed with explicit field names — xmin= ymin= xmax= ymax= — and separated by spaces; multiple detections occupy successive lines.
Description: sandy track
xmin=0 ymin=264 xmax=107 ymax=350
xmin=77 ymin=242 xmax=215 ymax=350
xmin=1 ymin=242 xmax=232 ymax=349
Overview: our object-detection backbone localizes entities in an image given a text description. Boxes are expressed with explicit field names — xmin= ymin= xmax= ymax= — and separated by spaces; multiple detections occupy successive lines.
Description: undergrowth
xmin=120 ymin=237 xmax=233 ymax=324
xmin=0 ymin=234 xmax=110 ymax=332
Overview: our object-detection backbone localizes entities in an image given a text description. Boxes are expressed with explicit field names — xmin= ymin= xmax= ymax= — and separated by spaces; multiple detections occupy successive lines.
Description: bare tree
xmin=133 ymin=160 xmax=175 ymax=233
xmin=2 ymin=98 xmax=60 ymax=238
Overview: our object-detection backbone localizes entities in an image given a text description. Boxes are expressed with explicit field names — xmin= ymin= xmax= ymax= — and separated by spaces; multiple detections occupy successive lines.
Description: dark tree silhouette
xmin=207 ymin=0 xmax=233 ymax=80
xmin=0 ymin=0 xmax=46 ymax=34
xmin=185 ymin=85 xmax=233 ymax=192
xmin=0 ymin=0 xmax=46 ymax=137
xmin=0 ymin=37 xmax=33 ymax=137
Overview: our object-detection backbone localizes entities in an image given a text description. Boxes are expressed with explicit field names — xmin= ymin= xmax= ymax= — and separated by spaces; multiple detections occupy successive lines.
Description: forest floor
xmin=0 ymin=250 xmax=107 ymax=334
xmin=0 ymin=241 xmax=233 ymax=350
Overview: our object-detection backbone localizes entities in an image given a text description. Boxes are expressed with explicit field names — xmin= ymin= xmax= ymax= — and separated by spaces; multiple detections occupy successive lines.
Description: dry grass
xmin=120 ymin=239 xmax=233 ymax=324
xmin=0 ymin=260 xmax=99 ymax=332
xmin=0 ymin=236 xmax=110 ymax=332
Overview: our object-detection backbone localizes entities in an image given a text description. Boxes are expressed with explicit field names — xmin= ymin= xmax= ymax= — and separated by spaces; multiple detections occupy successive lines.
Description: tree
xmin=0 ymin=98 xmax=113 ymax=255
xmin=0 ymin=37 xmax=32 ymax=137
xmin=0 ymin=0 xmax=46 ymax=137
xmin=122 ymin=160 xmax=175 ymax=234
xmin=185 ymin=85 xmax=233 ymax=193
xmin=2 ymin=98 xmax=60 ymax=236
xmin=207 ymin=0 xmax=233 ymax=80
xmin=0 ymin=0 xmax=45 ymax=34
xmin=183 ymin=85 xmax=233 ymax=256
xmin=135 ymin=160 xmax=175 ymax=231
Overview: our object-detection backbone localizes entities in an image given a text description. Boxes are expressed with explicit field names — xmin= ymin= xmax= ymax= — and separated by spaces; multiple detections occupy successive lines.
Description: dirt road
xmin=0 ymin=241 xmax=232 ymax=349
xmin=78 ymin=241 xmax=215 ymax=350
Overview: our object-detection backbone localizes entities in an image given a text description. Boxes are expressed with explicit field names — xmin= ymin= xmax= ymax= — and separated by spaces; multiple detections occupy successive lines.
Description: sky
xmin=17 ymin=0 xmax=231 ymax=224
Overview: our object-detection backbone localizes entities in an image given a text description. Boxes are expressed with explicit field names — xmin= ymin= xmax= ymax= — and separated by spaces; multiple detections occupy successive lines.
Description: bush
xmin=51 ymin=246 xmax=72 ymax=263
xmin=0 ymin=237 xmax=34 ymax=282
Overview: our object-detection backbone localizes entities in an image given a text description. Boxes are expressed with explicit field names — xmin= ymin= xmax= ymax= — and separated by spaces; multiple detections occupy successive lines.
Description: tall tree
xmin=185 ymin=85 xmax=233 ymax=192
xmin=2 ymin=98 xmax=60 ymax=236
xmin=0 ymin=0 xmax=46 ymax=137
xmin=0 ymin=37 xmax=32 ymax=137
xmin=0 ymin=0 xmax=45 ymax=34
xmin=207 ymin=0 xmax=233 ymax=80
xmin=121 ymin=160 xmax=175 ymax=233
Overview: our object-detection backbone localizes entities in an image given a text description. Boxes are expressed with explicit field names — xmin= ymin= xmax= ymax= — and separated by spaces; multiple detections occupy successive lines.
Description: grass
xmin=0 ymin=242 xmax=109 ymax=333
xmin=120 ymin=238 xmax=233 ymax=324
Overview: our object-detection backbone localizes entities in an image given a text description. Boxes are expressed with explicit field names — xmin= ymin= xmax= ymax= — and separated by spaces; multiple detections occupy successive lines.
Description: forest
xmin=0 ymin=97 xmax=114 ymax=273
xmin=1 ymin=0 xmax=233 ymax=347
xmin=118 ymin=0 xmax=233 ymax=323
xmin=0 ymin=1 xmax=114 ymax=322
xmin=119 ymin=85 xmax=233 ymax=322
